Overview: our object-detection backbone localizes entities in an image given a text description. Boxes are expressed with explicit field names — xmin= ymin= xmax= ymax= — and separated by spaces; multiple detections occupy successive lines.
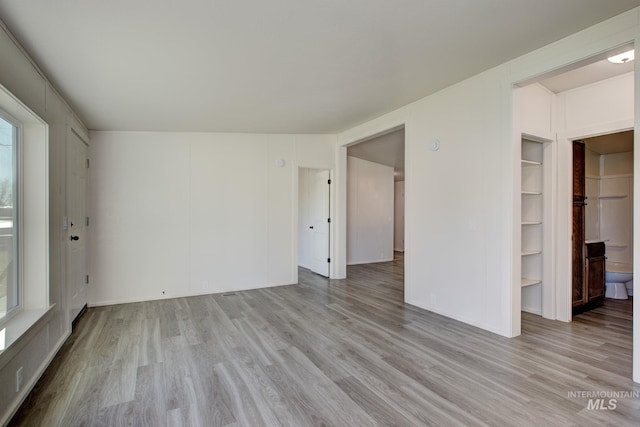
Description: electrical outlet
xmin=16 ymin=366 xmax=23 ymax=392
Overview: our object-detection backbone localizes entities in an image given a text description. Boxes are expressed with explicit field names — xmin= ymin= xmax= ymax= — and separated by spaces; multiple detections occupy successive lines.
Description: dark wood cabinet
xmin=586 ymin=242 xmax=605 ymax=304
xmin=572 ymin=140 xmax=604 ymax=315
xmin=572 ymin=140 xmax=585 ymax=201
xmin=572 ymin=203 xmax=585 ymax=307
xmin=572 ymin=140 xmax=586 ymax=313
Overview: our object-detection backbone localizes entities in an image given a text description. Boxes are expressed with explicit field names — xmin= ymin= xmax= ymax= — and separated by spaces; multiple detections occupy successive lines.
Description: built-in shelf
xmin=522 ymin=250 xmax=542 ymax=256
xmin=604 ymin=242 xmax=628 ymax=248
xmin=521 ymin=278 xmax=542 ymax=287
xmin=521 ymin=159 xmax=541 ymax=167
xmin=599 ymin=194 xmax=627 ymax=199
xmin=521 ymin=136 xmax=545 ymax=317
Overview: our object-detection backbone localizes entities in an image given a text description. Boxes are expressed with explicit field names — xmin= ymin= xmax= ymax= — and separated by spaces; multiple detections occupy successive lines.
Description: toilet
xmin=605 ymin=262 xmax=633 ymax=299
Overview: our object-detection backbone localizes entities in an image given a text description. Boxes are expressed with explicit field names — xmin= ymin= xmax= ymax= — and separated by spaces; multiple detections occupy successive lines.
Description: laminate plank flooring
xmin=9 ymin=253 xmax=640 ymax=426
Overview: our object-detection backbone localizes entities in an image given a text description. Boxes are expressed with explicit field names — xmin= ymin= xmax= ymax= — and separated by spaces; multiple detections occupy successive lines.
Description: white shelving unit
xmin=521 ymin=278 xmax=542 ymax=287
xmin=599 ymin=194 xmax=628 ymax=199
xmin=599 ymin=175 xmax=633 ymax=267
xmin=521 ymin=137 xmax=544 ymax=315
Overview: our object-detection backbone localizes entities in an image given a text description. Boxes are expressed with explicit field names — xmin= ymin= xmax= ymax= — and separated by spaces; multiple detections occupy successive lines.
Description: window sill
xmin=0 ymin=305 xmax=56 ymax=369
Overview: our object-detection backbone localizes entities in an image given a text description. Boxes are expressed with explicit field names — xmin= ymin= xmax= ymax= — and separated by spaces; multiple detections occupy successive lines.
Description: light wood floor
xmin=9 ymin=253 xmax=640 ymax=426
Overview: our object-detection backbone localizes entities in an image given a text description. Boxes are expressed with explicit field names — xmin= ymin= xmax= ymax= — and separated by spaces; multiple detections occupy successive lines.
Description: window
xmin=0 ymin=83 xmax=48 ymax=355
xmin=0 ymin=113 xmax=18 ymax=322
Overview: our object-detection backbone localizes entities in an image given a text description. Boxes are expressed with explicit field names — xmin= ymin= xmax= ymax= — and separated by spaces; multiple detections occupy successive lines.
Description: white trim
xmin=0 ymin=82 xmax=50 ymax=336
xmin=405 ymin=298 xmax=503 ymax=337
xmin=0 ymin=305 xmax=55 ymax=369
xmin=347 ymin=258 xmax=394 ymax=266
xmin=0 ymin=324 xmax=70 ymax=427
xmin=90 ymin=282 xmax=296 ymax=307
xmin=337 ymin=123 xmax=406 ymax=285
xmin=600 ymin=173 xmax=633 ymax=179
xmin=0 ymin=109 xmax=21 ymax=327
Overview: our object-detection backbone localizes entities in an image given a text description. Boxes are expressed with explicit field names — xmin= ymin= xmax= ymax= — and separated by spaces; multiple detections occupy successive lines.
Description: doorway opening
xmin=344 ymin=126 xmax=405 ymax=294
xmin=573 ymin=131 xmax=634 ymax=316
xmin=298 ymin=168 xmax=331 ymax=278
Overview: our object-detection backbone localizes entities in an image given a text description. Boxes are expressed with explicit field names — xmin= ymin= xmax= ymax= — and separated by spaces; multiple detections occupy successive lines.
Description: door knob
xmin=309 ymin=226 xmax=314 ymax=229
xmin=70 ymin=235 xmax=79 ymax=241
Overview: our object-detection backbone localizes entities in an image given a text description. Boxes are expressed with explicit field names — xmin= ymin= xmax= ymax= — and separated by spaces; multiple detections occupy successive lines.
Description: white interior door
xmin=67 ymin=128 xmax=88 ymax=324
xmin=309 ymin=170 xmax=330 ymax=277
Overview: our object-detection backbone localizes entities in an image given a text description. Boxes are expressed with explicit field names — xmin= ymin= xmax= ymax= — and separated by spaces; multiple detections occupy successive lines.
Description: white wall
xmin=603 ymin=151 xmax=634 ymax=175
xmin=586 ymin=147 xmax=601 ymax=175
xmin=347 ymin=156 xmax=394 ymax=265
xmin=517 ymin=84 xmax=554 ymax=139
xmin=339 ymin=66 xmax=513 ymax=335
xmin=0 ymin=21 xmax=89 ymax=424
xmin=394 ymin=181 xmax=405 ymax=252
xmin=556 ymin=73 xmax=634 ymax=136
xmin=88 ymin=132 xmax=335 ymax=305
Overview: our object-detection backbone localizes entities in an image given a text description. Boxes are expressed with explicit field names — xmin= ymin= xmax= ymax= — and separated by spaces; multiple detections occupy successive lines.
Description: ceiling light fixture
xmin=608 ymin=49 xmax=635 ymax=64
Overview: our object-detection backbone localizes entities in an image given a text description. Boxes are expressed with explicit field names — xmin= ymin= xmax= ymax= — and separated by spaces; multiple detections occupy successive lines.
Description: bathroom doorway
xmin=574 ymin=131 xmax=634 ymax=316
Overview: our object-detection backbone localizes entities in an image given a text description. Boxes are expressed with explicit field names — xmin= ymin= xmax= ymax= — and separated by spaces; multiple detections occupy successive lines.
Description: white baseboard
xmin=90 ymin=281 xmax=297 ymax=307
xmin=405 ymin=297 xmax=506 ymax=337
xmin=347 ymin=257 xmax=394 ymax=266
xmin=521 ymin=306 xmax=542 ymax=316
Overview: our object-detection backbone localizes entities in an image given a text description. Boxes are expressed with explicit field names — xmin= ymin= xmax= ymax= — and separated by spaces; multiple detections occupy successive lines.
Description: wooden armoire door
xmin=573 ymin=141 xmax=585 ymax=201
xmin=572 ymin=140 xmax=586 ymax=312
xmin=572 ymin=203 xmax=585 ymax=308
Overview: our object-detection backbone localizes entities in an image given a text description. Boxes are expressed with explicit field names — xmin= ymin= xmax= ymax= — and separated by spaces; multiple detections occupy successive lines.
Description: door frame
xmin=66 ymin=124 xmax=89 ymax=327
xmin=556 ymin=125 xmax=634 ymax=322
xmin=293 ymin=165 xmax=335 ymax=282
xmin=336 ymin=123 xmax=406 ymax=285
xmin=297 ymin=167 xmax=331 ymax=277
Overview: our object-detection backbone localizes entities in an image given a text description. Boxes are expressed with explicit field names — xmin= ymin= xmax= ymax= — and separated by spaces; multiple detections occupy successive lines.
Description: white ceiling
xmin=347 ymin=53 xmax=635 ymax=178
xmin=539 ymin=57 xmax=635 ymax=93
xmin=1 ymin=1 xmax=639 ymax=133
xmin=584 ymin=130 xmax=634 ymax=154
xmin=347 ymin=128 xmax=405 ymax=180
